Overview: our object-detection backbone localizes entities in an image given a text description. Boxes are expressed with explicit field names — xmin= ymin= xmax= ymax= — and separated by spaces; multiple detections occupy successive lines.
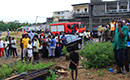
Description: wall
xmin=73 ymin=5 xmax=89 ymax=12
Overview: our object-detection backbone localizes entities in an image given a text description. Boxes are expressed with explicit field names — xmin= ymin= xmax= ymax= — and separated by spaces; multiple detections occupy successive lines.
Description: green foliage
xmin=0 ymin=60 xmax=54 ymax=79
xmin=10 ymin=32 xmax=17 ymax=35
xmin=62 ymin=46 xmax=69 ymax=55
xmin=97 ymin=70 xmax=104 ymax=76
xmin=97 ymin=70 xmax=100 ymax=76
xmin=101 ymin=70 xmax=104 ymax=76
xmin=45 ymin=70 xmax=56 ymax=80
xmin=79 ymin=42 xmax=115 ymax=69
xmin=0 ymin=20 xmax=31 ymax=31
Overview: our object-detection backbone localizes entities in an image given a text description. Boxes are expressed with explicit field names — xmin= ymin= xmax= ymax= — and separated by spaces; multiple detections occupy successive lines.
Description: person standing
xmin=105 ymin=26 xmax=109 ymax=41
xmin=69 ymin=47 xmax=79 ymax=80
xmin=0 ymin=30 xmax=2 ymax=37
xmin=42 ymin=35 xmax=47 ymax=58
xmin=110 ymin=19 xmax=116 ymax=42
xmin=113 ymin=21 xmax=129 ymax=75
xmin=56 ymin=35 xmax=62 ymax=58
xmin=22 ymin=34 xmax=30 ymax=60
xmin=7 ymin=29 xmax=10 ymax=36
xmin=11 ymin=37 xmax=18 ymax=58
xmin=4 ymin=39 xmax=9 ymax=59
xmin=0 ymin=38 xmax=4 ymax=57
xmin=101 ymin=25 xmax=107 ymax=42
xmin=97 ymin=23 xmax=102 ymax=42
xmin=27 ymin=41 xmax=33 ymax=62
xmin=61 ymin=33 xmax=67 ymax=47
xmin=49 ymin=36 xmax=56 ymax=61
xmin=8 ymin=37 xmax=12 ymax=56
xmin=33 ymin=38 xmax=38 ymax=62
xmin=46 ymin=35 xmax=51 ymax=58
xmin=20 ymin=34 xmax=25 ymax=60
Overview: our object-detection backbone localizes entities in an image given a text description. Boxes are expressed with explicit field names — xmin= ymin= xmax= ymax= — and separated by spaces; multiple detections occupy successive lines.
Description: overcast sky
xmin=0 ymin=0 xmax=114 ymax=23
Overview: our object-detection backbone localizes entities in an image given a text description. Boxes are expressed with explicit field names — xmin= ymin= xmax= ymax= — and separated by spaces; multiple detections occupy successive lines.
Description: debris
xmin=109 ymin=68 xmax=113 ymax=72
xmin=89 ymin=76 xmax=93 ymax=79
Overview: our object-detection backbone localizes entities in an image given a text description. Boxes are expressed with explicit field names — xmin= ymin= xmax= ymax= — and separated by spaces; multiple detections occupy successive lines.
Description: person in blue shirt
xmin=49 ymin=36 xmax=56 ymax=61
xmin=61 ymin=33 xmax=67 ymax=47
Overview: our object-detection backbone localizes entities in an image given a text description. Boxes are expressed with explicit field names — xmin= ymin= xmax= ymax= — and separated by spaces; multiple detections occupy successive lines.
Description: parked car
xmin=92 ymin=27 xmax=98 ymax=38
xmin=55 ymin=34 xmax=82 ymax=51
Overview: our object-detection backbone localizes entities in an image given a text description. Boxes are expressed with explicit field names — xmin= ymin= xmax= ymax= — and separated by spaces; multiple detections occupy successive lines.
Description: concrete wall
xmin=73 ymin=5 xmax=89 ymax=12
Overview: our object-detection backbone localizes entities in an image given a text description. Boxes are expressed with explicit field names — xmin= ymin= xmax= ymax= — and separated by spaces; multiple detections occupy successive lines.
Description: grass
xmin=1 ymin=37 xmax=6 ymax=40
xmin=10 ymin=32 xmax=17 ymax=35
xmin=16 ymin=37 xmax=21 ymax=40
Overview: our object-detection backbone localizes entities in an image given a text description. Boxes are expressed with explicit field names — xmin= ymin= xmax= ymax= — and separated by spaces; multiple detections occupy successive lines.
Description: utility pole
xmin=35 ymin=16 xmax=46 ymax=25
xmin=89 ymin=4 xmax=92 ymax=32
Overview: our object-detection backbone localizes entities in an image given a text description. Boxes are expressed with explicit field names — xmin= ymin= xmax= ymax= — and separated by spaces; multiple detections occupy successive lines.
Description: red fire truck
xmin=50 ymin=22 xmax=86 ymax=36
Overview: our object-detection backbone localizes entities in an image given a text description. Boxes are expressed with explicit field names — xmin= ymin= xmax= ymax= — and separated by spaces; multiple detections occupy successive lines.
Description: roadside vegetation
xmin=79 ymin=42 xmax=115 ymax=69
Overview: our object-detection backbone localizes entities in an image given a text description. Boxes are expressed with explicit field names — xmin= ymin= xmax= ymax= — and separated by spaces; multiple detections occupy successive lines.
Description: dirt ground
xmin=0 ymin=32 xmax=130 ymax=80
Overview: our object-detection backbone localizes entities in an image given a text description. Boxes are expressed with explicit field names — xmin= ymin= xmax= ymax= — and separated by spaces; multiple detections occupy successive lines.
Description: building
xmin=53 ymin=10 xmax=73 ymax=22
xmin=72 ymin=0 xmax=130 ymax=31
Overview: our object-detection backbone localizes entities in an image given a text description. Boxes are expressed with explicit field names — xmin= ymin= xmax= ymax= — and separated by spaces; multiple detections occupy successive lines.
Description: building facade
xmin=53 ymin=10 xmax=73 ymax=22
xmin=72 ymin=0 xmax=130 ymax=31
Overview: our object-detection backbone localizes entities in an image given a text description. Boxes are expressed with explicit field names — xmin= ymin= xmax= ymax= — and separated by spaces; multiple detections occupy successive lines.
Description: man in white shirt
xmin=0 ymin=38 xmax=4 ymax=57
xmin=33 ymin=38 xmax=38 ymax=62
xmin=11 ymin=37 xmax=18 ymax=58
xmin=4 ymin=39 xmax=9 ymax=59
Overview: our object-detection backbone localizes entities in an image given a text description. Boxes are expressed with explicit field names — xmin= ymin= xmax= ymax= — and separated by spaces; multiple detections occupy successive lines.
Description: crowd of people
xmin=20 ymin=32 xmax=67 ymax=62
xmin=0 ymin=36 xmax=18 ymax=59
xmin=0 ymin=32 xmax=67 ymax=62
xmin=96 ymin=19 xmax=130 ymax=42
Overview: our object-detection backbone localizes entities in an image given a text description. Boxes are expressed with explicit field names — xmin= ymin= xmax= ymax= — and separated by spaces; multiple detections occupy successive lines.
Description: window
xmin=71 ymin=24 xmax=74 ymax=28
xmin=85 ymin=8 xmax=87 ymax=12
xmin=71 ymin=35 xmax=77 ymax=40
xmin=51 ymin=26 xmax=57 ymax=32
xmin=61 ymin=12 xmax=64 ymax=14
xmin=67 ymin=36 xmax=71 ymax=42
xmin=57 ymin=25 xmax=64 ymax=31
xmin=67 ymin=24 xmax=71 ymax=29
xmin=77 ymin=9 xmax=80 ymax=12
xmin=57 ymin=12 xmax=60 ymax=14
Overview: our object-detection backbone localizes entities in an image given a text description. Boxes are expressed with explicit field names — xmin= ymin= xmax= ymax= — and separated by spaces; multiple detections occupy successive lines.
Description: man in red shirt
xmin=56 ymin=35 xmax=62 ymax=58
xmin=42 ymin=35 xmax=47 ymax=58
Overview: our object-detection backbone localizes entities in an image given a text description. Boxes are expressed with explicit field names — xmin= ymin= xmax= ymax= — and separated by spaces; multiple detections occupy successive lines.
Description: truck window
xmin=71 ymin=24 xmax=74 ymax=28
xmin=51 ymin=26 xmax=57 ymax=32
xmin=67 ymin=24 xmax=71 ymax=29
xmin=57 ymin=25 xmax=64 ymax=31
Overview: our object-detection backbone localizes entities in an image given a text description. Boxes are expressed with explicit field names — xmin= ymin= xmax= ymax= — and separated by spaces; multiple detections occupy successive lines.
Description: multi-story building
xmin=72 ymin=0 xmax=130 ymax=31
xmin=53 ymin=10 xmax=73 ymax=22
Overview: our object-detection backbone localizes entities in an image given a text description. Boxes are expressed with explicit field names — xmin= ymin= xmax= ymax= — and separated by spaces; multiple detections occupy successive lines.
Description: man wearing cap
xmin=22 ymin=34 xmax=30 ymax=60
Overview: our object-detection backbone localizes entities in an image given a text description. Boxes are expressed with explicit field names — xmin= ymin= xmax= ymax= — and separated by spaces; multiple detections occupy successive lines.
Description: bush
xmin=79 ymin=42 xmax=115 ymax=69
xmin=62 ymin=46 xmax=69 ymax=55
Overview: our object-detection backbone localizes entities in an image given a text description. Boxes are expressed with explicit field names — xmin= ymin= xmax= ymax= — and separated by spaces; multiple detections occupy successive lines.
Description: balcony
xmin=106 ymin=9 xmax=129 ymax=13
xmin=73 ymin=11 xmax=89 ymax=17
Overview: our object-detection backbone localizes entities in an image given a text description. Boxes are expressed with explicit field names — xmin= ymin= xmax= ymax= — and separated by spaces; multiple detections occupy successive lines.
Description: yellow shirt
xmin=37 ymin=39 xmax=39 ymax=49
xmin=110 ymin=22 xmax=116 ymax=31
xmin=86 ymin=32 xmax=89 ymax=38
xmin=97 ymin=26 xmax=102 ymax=32
xmin=42 ymin=29 xmax=44 ymax=31
xmin=22 ymin=38 xmax=30 ymax=49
